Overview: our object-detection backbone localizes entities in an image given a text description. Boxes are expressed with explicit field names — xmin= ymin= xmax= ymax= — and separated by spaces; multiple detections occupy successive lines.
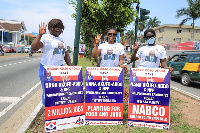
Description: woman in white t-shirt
xmin=31 ymin=19 xmax=72 ymax=107
xmin=92 ymin=28 xmax=127 ymax=71
xmin=131 ymin=29 xmax=173 ymax=73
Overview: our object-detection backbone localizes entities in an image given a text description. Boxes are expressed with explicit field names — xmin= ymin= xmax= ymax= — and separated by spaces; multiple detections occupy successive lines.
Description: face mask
xmin=147 ymin=37 xmax=155 ymax=45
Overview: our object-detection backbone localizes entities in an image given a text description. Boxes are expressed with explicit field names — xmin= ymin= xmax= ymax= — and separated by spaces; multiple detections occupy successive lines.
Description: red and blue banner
xmin=128 ymin=68 xmax=170 ymax=129
xmin=85 ymin=67 xmax=124 ymax=125
xmin=44 ymin=66 xmax=84 ymax=132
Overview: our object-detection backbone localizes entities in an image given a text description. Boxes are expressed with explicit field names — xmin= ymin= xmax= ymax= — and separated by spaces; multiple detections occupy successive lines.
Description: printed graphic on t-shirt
xmin=145 ymin=50 xmax=158 ymax=63
xmin=103 ymin=48 xmax=116 ymax=60
xmin=53 ymin=41 xmax=66 ymax=55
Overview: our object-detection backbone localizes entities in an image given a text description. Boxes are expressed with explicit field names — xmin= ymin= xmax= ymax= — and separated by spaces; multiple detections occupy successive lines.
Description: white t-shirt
xmin=98 ymin=42 xmax=124 ymax=67
xmin=136 ymin=45 xmax=167 ymax=68
xmin=40 ymin=34 xmax=67 ymax=66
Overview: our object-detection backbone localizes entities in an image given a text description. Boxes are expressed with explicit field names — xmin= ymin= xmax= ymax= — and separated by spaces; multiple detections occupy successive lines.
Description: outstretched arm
xmin=160 ymin=59 xmax=173 ymax=73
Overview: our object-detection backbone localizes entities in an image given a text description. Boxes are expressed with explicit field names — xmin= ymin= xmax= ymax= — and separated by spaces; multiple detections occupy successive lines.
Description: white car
xmin=24 ymin=47 xmax=30 ymax=53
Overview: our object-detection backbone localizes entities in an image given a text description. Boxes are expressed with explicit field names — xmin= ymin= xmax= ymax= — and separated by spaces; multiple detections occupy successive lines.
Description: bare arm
xmin=161 ymin=58 xmax=173 ymax=73
xmin=92 ymin=34 xmax=102 ymax=58
xmin=119 ymin=54 xmax=128 ymax=73
xmin=64 ymin=51 xmax=72 ymax=66
xmin=31 ymin=34 xmax=43 ymax=51
xmin=92 ymin=45 xmax=101 ymax=58
xmin=31 ymin=22 xmax=47 ymax=51
xmin=119 ymin=54 xmax=124 ymax=66
xmin=131 ymin=42 xmax=139 ymax=62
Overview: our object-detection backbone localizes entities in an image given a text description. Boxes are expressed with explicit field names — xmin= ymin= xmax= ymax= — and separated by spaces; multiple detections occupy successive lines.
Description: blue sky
xmin=127 ymin=0 xmax=200 ymax=30
xmin=1 ymin=0 xmax=200 ymax=47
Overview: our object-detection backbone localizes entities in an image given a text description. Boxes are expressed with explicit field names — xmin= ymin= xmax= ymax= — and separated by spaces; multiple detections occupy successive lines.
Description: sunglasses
xmin=146 ymin=35 xmax=155 ymax=39
xmin=108 ymin=33 xmax=117 ymax=36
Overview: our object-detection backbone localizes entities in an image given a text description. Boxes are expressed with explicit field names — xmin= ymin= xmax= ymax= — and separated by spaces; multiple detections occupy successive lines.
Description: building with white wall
xmin=0 ymin=19 xmax=26 ymax=46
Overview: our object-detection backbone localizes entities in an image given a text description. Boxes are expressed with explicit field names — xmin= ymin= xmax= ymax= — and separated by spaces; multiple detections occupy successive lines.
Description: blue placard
xmin=44 ymin=66 xmax=85 ymax=132
xmin=85 ymin=67 xmax=124 ymax=125
xmin=128 ymin=68 xmax=170 ymax=129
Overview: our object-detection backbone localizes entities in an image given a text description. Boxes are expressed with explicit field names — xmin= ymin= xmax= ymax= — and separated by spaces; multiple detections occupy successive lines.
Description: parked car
xmin=24 ymin=47 xmax=30 ymax=53
xmin=15 ymin=47 xmax=22 ymax=53
xmin=2 ymin=45 xmax=11 ymax=53
xmin=15 ymin=47 xmax=25 ymax=53
xmin=20 ymin=45 xmax=26 ymax=53
xmin=167 ymin=51 xmax=200 ymax=86
xmin=10 ymin=45 xmax=15 ymax=53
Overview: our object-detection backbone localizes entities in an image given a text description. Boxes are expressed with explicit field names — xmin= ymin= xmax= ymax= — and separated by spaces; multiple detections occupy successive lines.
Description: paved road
xmin=0 ymin=52 xmax=73 ymax=132
xmin=0 ymin=54 xmax=42 ymax=126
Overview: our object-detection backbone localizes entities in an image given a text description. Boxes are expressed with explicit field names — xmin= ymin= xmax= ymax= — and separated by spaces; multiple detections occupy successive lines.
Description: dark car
xmin=167 ymin=51 xmax=200 ymax=86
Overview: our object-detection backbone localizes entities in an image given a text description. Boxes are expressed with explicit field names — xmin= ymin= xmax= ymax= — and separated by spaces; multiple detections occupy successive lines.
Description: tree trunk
xmin=191 ymin=18 xmax=194 ymax=41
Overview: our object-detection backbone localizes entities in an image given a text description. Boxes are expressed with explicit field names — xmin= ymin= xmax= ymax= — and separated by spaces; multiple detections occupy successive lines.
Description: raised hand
xmin=94 ymin=34 xmax=102 ymax=45
xmin=39 ymin=22 xmax=47 ymax=35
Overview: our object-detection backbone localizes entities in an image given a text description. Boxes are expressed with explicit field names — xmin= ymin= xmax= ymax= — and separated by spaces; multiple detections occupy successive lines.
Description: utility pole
xmin=132 ymin=1 xmax=150 ymax=68
xmin=73 ymin=0 xmax=83 ymax=66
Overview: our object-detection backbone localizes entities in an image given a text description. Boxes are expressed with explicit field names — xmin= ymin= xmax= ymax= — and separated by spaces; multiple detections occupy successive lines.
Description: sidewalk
xmin=0 ymin=88 xmax=42 ymax=133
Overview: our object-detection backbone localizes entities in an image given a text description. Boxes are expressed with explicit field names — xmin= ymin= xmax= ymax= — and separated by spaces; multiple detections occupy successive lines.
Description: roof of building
xmin=153 ymin=24 xmax=200 ymax=30
xmin=21 ymin=33 xmax=37 ymax=38
xmin=0 ymin=19 xmax=27 ymax=32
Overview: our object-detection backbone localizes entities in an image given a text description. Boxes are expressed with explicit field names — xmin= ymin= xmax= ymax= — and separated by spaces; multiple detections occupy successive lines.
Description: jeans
xmin=39 ymin=64 xmax=45 ymax=107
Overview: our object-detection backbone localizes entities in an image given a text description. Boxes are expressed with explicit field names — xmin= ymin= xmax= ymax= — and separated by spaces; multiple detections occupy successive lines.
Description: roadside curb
xmin=17 ymin=101 xmax=43 ymax=133
xmin=171 ymin=86 xmax=200 ymax=101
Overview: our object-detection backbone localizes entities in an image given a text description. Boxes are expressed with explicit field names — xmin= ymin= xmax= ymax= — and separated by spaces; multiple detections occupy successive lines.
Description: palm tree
xmin=146 ymin=17 xmax=161 ymax=29
xmin=138 ymin=21 xmax=146 ymax=43
xmin=176 ymin=0 xmax=200 ymax=41
xmin=123 ymin=29 xmax=135 ymax=46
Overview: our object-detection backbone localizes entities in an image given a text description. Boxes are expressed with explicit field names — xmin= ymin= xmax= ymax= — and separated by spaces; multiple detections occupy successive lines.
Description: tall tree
xmin=146 ymin=17 xmax=161 ymax=29
xmin=138 ymin=20 xmax=146 ymax=43
xmin=176 ymin=0 xmax=200 ymax=40
xmin=126 ymin=29 xmax=135 ymax=45
xmin=69 ymin=0 xmax=138 ymax=59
